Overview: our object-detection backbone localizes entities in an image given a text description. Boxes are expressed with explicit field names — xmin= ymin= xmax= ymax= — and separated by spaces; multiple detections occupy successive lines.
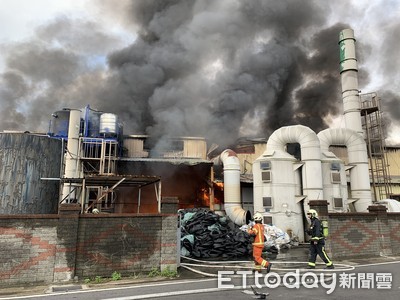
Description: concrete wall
xmin=0 ymin=202 xmax=178 ymax=287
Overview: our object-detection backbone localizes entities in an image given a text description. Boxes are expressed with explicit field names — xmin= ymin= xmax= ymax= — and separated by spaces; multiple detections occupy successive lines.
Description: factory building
xmin=1 ymin=29 xmax=400 ymax=243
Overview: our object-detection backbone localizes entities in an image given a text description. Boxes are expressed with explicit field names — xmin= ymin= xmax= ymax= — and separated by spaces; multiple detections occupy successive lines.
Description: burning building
xmin=1 ymin=28 xmax=399 ymax=244
xmin=0 ymin=105 xmax=213 ymax=215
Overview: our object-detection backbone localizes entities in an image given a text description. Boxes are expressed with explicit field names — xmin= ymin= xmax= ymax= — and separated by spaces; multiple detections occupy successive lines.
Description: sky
xmin=0 ymin=0 xmax=399 ymax=150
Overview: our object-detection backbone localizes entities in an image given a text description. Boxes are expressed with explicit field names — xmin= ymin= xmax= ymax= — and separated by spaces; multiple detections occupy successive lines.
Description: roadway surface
xmin=1 ymin=255 xmax=399 ymax=300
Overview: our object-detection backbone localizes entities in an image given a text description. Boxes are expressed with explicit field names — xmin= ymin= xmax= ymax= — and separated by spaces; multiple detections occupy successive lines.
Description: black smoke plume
xmin=1 ymin=0 xmax=399 ymax=149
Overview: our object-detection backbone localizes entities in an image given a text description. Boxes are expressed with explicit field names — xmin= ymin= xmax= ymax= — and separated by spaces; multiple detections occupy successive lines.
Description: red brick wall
xmin=327 ymin=213 xmax=382 ymax=258
xmin=0 ymin=215 xmax=59 ymax=285
xmin=388 ymin=214 xmax=400 ymax=255
xmin=0 ymin=207 xmax=178 ymax=287
xmin=325 ymin=209 xmax=400 ymax=259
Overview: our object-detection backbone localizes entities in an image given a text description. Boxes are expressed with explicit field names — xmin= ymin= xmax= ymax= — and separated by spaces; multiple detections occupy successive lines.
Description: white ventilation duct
xmin=220 ymin=149 xmax=251 ymax=226
xmin=339 ymin=28 xmax=363 ymax=136
xmin=267 ymin=125 xmax=324 ymax=202
xmin=252 ymin=125 xmax=321 ymax=242
xmin=318 ymin=128 xmax=372 ymax=211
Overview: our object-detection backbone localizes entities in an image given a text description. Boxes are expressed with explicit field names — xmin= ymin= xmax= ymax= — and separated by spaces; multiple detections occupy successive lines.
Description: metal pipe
xmin=138 ymin=188 xmax=141 ymax=213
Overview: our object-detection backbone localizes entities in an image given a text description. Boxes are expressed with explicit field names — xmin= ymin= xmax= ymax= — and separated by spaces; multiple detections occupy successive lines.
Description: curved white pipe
xmin=318 ymin=128 xmax=372 ymax=211
xmin=220 ymin=149 xmax=250 ymax=225
xmin=267 ymin=125 xmax=323 ymax=201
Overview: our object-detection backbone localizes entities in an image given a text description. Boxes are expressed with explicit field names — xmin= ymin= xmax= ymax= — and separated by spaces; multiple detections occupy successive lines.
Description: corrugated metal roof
xmin=62 ymin=174 xmax=160 ymax=188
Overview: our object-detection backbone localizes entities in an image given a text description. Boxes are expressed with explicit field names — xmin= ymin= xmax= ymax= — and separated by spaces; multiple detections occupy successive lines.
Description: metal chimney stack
xmin=61 ymin=109 xmax=82 ymax=203
xmin=339 ymin=29 xmax=363 ymax=135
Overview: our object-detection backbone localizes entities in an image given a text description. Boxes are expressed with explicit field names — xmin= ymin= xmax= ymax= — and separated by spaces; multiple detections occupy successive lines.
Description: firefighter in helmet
xmin=247 ymin=212 xmax=272 ymax=273
xmin=306 ymin=209 xmax=334 ymax=269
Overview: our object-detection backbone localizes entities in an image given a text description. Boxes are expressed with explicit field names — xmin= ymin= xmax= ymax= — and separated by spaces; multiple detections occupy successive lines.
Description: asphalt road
xmin=1 ymin=257 xmax=399 ymax=300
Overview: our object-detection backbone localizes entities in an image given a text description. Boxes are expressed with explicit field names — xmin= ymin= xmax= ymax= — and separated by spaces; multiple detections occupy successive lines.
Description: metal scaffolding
xmin=360 ymin=92 xmax=392 ymax=201
xmin=79 ymin=137 xmax=118 ymax=175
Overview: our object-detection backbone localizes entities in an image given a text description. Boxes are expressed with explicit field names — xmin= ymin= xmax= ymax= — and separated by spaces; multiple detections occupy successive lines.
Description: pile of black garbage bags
xmin=179 ymin=208 xmax=254 ymax=259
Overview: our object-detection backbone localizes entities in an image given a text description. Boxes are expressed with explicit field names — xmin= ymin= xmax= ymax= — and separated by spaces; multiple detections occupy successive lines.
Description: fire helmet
xmin=307 ymin=209 xmax=318 ymax=218
xmin=253 ymin=212 xmax=263 ymax=222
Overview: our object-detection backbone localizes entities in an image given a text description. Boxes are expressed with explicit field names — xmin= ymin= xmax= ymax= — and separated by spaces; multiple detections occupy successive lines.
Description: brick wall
xmin=0 ymin=204 xmax=178 ymax=287
xmin=327 ymin=213 xmax=382 ymax=258
xmin=309 ymin=201 xmax=400 ymax=260
xmin=1 ymin=201 xmax=399 ymax=287
xmin=388 ymin=214 xmax=400 ymax=255
xmin=0 ymin=215 xmax=59 ymax=286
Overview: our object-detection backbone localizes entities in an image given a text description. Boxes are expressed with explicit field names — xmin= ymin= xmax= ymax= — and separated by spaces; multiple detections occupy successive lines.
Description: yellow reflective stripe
xmin=261 ymin=260 xmax=268 ymax=267
xmin=321 ymin=247 xmax=332 ymax=264
xmin=252 ymin=242 xmax=264 ymax=246
xmin=257 ymin=224 xmax=263 ymax=243
xmin=308 ymin=262 xmax=316 ymax=266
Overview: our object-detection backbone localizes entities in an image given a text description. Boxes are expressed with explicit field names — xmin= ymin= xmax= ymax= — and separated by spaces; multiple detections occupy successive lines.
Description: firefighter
xmin=306 ymin=209 xmax=334 ymax=269
xmin=247 ymin=212 xmax=272 ymax=273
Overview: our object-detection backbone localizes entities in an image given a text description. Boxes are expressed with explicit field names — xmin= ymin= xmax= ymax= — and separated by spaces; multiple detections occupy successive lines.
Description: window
xmin=331 ymin=172 xmax=341 ymax=183
xmin=262 ymin=171 xmax=272 ymax=182
xmin=263 ymin=216 xmax=273 ymax=225
xmin=169 ymin=140 xmax=184 ymax=151
xmin=260 ymin=161 xmax=271 ymax=170
xmin=333 ymin=197 xmax=343 ymax=208
xmin=263 ymin=197 xmax=273 ymax=208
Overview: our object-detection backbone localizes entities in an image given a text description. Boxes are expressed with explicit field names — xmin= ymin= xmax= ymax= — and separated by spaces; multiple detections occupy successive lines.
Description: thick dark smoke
xmin=1 ymin=0 xmax=399 ymax=149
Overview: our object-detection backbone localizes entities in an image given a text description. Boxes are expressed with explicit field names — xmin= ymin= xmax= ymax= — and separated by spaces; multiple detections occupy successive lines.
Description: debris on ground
xmin=240 ymin=222 xmax=292 ymax=253
xmin=179 ymin=208 xmax=293 ymax=259
xmin=179 ymin=208 xmax=252 ymax=259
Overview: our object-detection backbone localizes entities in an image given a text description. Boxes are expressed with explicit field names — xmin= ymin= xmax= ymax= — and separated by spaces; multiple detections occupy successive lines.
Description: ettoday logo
xmin=219 ymin=270 xmax=335 ymax=295
xmin=218 ymin=270 xmax=393 ymax=294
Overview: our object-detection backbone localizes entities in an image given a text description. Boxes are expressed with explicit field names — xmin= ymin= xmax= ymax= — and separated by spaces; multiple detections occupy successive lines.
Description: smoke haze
xmin=1 ymin=0 xmax=400 ymax=148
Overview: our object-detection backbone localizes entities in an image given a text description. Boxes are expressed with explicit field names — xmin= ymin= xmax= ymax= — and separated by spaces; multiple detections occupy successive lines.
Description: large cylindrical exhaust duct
xmin=220 ymin=149 xmax=251 ymax=226
xmin=318 ymin=128 xmax=372 ymax=211
xmin=339 ymin=29 xmax=363 ymax=135
xmin=267 ymin=125 xmax=324 ymax=202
